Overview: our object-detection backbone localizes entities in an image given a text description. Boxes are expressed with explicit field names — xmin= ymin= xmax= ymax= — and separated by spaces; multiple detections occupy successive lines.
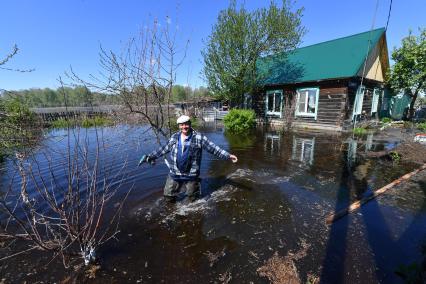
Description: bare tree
xmin=0 ymin=44 xmax=34 ymax=73
xmin=68 ymin=18 xmax=188 ymax=137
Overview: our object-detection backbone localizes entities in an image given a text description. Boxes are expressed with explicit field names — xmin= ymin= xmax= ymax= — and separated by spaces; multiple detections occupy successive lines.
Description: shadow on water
xmin=320 ymin=138 xmax=426 ymax=283
xmin=320 ymin=161 xmax=352 ymax=283
xmin=360 ymin=178 xmax=426 ymax=283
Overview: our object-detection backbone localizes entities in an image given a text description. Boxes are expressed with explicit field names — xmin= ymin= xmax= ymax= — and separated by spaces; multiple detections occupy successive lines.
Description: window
xmin=265 ymin=132 xmax=281 ymax=155
xmin=371 ymin=88 xmax=381 ymax=114
xmin=352 ymin=85 xmax=365 ymax=121
xmin=266 ymin=90 xmax=283 ymax=117
xmin=291 ymin=137 xmax=315 ymax=165
xmin=295 ymin=88 xmax=319 ymax=119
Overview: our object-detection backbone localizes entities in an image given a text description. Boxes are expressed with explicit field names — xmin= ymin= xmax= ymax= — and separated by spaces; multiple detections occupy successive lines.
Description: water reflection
xmin=291 ymin=136 xmax=315 ymax=165
xmin=264 ymin=132 xmax=281 ymax=154
xmin=347 ymin=133 xmax=376 ymax=167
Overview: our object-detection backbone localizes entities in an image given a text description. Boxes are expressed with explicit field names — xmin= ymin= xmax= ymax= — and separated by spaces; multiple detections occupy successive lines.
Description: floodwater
xmin=0 ymin=123 xmax=425 ymax=283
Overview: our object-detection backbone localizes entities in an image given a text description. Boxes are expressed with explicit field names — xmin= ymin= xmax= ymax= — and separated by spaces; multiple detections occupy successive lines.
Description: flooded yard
xmin=0 ymin=123 xmax=425 ymax=283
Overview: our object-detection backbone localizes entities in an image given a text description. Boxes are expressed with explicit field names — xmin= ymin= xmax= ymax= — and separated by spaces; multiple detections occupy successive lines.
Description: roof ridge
xmin=296 ymin=27 xmax=385 ymax=51
xmin=257 ymin=27 xmax=388 ymax=85
xmin=260 ymin=27 xmax=385 ymax=61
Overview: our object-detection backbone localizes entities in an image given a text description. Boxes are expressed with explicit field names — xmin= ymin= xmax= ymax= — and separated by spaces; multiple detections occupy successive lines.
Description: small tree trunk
xmin=408 ymin=92 xmax=418 ymax=120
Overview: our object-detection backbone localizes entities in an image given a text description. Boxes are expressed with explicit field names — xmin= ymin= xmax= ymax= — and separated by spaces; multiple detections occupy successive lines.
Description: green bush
xmin=417 ymin=122 xmax=426 ymax=131
xmin=389 ymin=151 xmax=401 ymax=163
xmin=381 ymin=117 xmax=392 ymax=123
xmin=353 ymin=127 xmax=367 ymax=135
xmin=0 ymin=98 xmax=41 ymax=156
xmin=2 ymin=98 xmax=35 ymax=124
xmin=223 ymin=109 xmax=256 ymax=133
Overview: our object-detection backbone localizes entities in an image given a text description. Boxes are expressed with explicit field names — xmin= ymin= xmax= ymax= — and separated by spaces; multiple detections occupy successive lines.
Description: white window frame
xmin=352 ymin=85 xmax=365 ymax=121
xmin=265 ymin=133 xmax=281 ymax=155
xmin=371 ymin=88 xmax=381 ymax=114
xmin=265 ymin=90 xmax=283 ymax=117
xmin=295 ymin=87 xmax=319 ymax=120
xmin=291 ymin=136 xmax=315 ymax=165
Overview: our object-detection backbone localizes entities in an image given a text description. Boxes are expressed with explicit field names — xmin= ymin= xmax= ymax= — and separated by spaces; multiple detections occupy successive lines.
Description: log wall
xmin=309 ymin=87 xmax=347 ymax=126
xmin=256 ymin=81 xmax=349 ymax=128
xmin=346 ymin=82 xmax=378 ymax=121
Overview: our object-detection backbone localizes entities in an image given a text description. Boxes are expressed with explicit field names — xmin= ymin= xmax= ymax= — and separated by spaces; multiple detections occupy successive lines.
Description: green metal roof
xmin=257 ymin=27 xmax=386 ymax=85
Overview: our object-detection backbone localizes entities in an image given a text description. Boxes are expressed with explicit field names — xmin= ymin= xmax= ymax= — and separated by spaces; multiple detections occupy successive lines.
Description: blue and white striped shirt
xmin=147 ymin=129 xmax=231 ymax=179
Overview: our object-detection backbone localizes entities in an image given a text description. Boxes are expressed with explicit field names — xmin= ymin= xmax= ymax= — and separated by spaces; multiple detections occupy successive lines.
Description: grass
xmin=389 ymin=151 xmax=401 ymax=164
xmin=417 ymin=122 xmax=426 ymax=131
xmin=50 ymin=116 xmax=113 ymax=129
xmin=381 ymin=117 xmax=392 ymax=123
xmin=353 ymin=127 xmax=367 ymax=135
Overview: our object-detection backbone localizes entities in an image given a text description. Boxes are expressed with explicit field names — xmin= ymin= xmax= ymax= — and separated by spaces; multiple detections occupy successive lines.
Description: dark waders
xmin=163 ymin=175 xmax=201 ymax=202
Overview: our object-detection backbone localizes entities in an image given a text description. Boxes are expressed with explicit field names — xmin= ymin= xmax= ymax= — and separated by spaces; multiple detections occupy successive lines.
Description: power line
xmin=353 ymin=0 xmax=379 ymax=129
xmin=373 ymin=0 xmax=393 ymax=83
xmin=385 ymin=0 xmax=393 ymax=31
xmin=359 ymin=0 xmax=380 ymax=88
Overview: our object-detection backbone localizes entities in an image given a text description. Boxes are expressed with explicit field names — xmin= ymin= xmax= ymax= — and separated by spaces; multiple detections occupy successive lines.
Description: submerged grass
xmin=50 ymin=116 xmax=113 ymax=129
xmin=353 ymin=127 xmax=367 ymax=135
xmin=381 ymin=117 xmax=392 ymax=123
xmin=417 ymin=122 xmax=426 ymax=131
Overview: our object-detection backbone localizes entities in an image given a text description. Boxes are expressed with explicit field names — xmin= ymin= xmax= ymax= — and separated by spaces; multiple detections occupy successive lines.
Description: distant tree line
xmin=1 ymin=86 xmax=119 ymax=108
xmin=0 ymin=85 xmax=213 ymax=108
xmin=171 ymin=85 xmax=213 ymax=102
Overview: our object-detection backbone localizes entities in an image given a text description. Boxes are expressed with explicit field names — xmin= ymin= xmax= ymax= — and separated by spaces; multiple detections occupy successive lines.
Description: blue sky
xmin=0 ymin=0 xmax=424 ymax=91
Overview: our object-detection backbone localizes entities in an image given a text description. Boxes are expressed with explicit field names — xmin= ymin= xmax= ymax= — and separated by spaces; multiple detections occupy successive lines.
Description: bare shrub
xmin=67 ymin=17 xmax=188 ymax=138
xmin=0 ymin=123 xmax=130 ymax=267
xmin=0 ymin=44 xmax=34 ymax=73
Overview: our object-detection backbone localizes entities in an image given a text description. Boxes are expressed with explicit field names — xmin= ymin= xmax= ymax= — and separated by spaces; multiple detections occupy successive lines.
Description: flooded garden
xmin=0 ymin=122 xmax=425 ymax=283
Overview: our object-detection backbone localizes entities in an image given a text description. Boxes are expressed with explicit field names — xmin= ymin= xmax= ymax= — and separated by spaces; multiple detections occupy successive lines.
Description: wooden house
xmin=252 ymin=27 xmax=390 ymax=131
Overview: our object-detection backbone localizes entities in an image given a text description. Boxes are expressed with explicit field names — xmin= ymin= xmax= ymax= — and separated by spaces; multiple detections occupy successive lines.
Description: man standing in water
xmin=140 ymin=115 xmax=238 ymax=202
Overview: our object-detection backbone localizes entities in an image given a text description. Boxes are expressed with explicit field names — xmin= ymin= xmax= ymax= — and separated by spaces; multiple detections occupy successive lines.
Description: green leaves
xmin=223 ymin=109 xmax=256 ymax=133
xmin=202 ymin=0 xmax=305 ymax=105
xmin=387 ymin=28 xmax=425 ymax=95
xmin=0 ymin=98 xmax=40 ymax=156
xmin=387 ymin=28 xmax=425 ymax=119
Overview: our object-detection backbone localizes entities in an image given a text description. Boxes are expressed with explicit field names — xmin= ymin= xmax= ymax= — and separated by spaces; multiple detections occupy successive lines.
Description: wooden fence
xmin=30 ymin=106 xmax=120 ymax=122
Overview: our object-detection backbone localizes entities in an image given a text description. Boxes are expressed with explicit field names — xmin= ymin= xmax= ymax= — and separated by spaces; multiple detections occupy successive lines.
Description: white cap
xmin=176 ymin=115 xmax=191 ymax=124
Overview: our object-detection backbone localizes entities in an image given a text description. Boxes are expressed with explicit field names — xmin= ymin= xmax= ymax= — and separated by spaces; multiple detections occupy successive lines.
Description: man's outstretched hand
xmin=138 ymin=155 xmax=155 ymax=166
xmin=230 ymin=154 xmax=238 ymax=163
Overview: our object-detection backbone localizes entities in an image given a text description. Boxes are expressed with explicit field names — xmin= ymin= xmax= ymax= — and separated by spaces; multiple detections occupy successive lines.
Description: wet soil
xmin=364 ymin=126 xmax=426 ymax=165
